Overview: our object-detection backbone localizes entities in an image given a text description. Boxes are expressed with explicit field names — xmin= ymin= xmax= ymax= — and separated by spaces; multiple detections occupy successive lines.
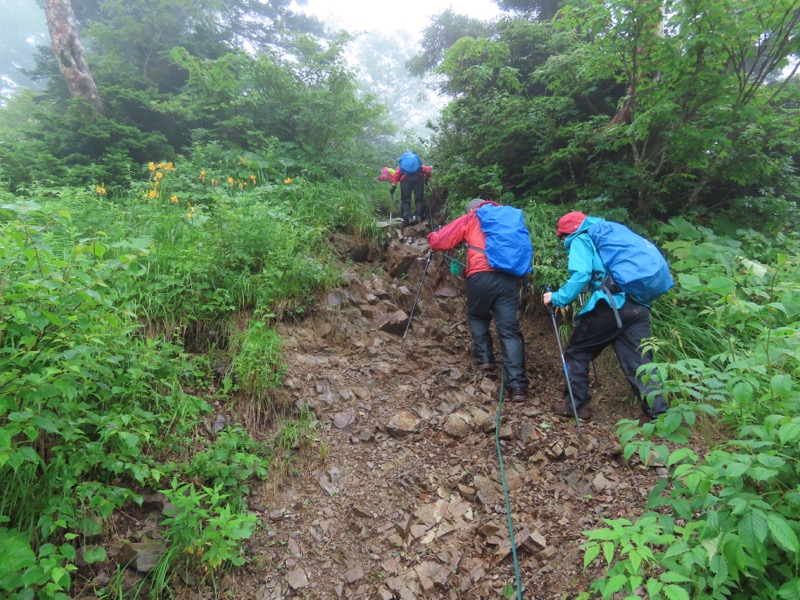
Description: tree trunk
xmin=609 ymin=0 xmax=665 ymax=126
xmin=44 ymin=0 xmax=103 ymax=113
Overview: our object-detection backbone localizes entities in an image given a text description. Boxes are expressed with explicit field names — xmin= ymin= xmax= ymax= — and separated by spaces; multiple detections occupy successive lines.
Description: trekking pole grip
xmin=542 ymin=284 xmax=555 ymax=316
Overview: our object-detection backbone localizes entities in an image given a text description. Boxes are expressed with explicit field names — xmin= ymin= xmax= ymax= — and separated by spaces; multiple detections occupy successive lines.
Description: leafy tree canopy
xmin=1 ymin=0 xmax=391 ymax=189
xmin=429 ymin=0 xmax=800 ymax=221
xmin=494 ymin=0 xmax=563 ymax=21
xmin=407 ymin=9 xmax=493 ymax=76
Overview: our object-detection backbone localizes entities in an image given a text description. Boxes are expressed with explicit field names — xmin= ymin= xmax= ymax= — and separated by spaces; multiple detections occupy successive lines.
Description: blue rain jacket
xmin=550 ymin=216 xmax=626 ymax=317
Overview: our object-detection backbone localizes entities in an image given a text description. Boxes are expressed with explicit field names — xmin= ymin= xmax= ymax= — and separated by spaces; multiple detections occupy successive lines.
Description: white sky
xmin=295 ymin=0 xmax=502 ymax=41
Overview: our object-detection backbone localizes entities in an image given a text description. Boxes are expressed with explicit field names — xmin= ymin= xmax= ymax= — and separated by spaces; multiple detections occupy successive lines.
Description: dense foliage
xmin=577 ymin=219 xmax=800 ymax=600
xmin=0 ymin=0 xmax=389 ymax=189
xmin=427 ymin=0 xmax=800 ymax=220
xmin=0 ymin=164 xmax=383 ymax=598
xmin=1 ymin=0 xmax=799 ymax=597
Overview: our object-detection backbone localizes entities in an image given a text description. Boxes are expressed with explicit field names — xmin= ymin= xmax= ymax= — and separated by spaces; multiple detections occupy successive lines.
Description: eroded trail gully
xmin=239 ymin=223 xmax=661 ymax=600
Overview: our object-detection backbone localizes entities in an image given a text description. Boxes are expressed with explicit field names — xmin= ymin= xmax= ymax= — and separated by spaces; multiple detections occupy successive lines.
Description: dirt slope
xmin=237 ymin=221 xmax=662 ymax=600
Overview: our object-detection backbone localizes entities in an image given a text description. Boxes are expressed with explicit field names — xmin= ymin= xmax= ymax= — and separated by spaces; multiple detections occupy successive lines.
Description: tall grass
xmin=227 ymin=318 xmax=287 ymax=427
xmin=0 ymin=155 xmax=383 ymax=597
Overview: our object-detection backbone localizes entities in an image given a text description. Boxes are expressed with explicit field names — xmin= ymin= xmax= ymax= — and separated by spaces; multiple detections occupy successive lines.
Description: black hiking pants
xmin=465 ymin=271 xmax=528 ymax=391
xmin=400 ymin=172 xmax=425 ymax=221
xmin=563 ymin=300 xmax=668 ymax=417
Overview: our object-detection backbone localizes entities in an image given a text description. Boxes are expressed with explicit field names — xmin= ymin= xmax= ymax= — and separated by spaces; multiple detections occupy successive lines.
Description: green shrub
xmin=579 ymin=219 xmax=800 ymax=599
xmin=581 ymin=414 xmax=800 ymax=600
xmin=0 ymin=200 xmax=209 ymax=597
xmin=158 ymin=477 xmax=257 ymax=577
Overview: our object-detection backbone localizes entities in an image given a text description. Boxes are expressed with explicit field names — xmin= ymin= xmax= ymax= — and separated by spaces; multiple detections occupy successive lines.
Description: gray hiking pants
xmin=465 ymin=271 xmax=528 ymax=390
xmin=564 ymin=300 xmax=669 ymax=417
xmin=399 ymin=172 xmax=425 ymax=220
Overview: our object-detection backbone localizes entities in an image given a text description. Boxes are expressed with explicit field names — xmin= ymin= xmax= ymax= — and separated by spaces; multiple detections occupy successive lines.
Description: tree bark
xmin=44 ymin=0 xmax=104 ymax=113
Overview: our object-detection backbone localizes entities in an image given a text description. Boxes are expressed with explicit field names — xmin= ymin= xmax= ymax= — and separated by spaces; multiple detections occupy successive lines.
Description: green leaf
xmin=50 ymin=565 xmax=68 ymax=585
xmin=672 ymin=498 xmax=692 ymax=519
xmin=661 ymin=572 xmax=693 ymax=584
xmin=731 ymin=381 xmax=754 ymax=404
xmin=710 ymin=554 xmax=728 ymax=588
xmin=583 ymin=544 xmax=600 ymax=568
xmin=770 ymin=374 xmax=793 ymax=400
xmin=767 ymin=514 xmax=799 ymax=553
xmin=778 ymin=579 xmax=800 ymax=600
xmin=677 ymin=273 xmax=703 ymax=291
xmin=667 ymin=447 xmax=698 ymax=467
xmin=738 ymin=507 xmax=768 ymax=544
xmin=756 ymin=454 xmax=786 ymax=470
xmin=778 ymin=421 xmax=800 ymax=445
xmin=722 ymin=534 xmax=746 ymax=573
xmin=602 ymin=541 xmax=615 ymax=566
xmin=628 ymin=549 xmax=643 ymax=574
xmin=646 ymin=578 xmax=663 ymax=597
xmin=747 ymin=466 xmax=779 ymax=482
xmin=0 ymin=528 xmax=37 ymax=579
xmin=706 ymin=276 xmax=735 ymax=296
xmin=604 ymin=574 xmax=628 ymax=595
xmin=623 ymin=443 xmax=637 ymax=462
xmin=0 ymin=429 xmax=11 ymax=452
xmin=725 ymin=462 xmax=749 ymax=479
xmin=702 ymin=534 xmax=721 ymax=560
xmin=663 ymin=583 xmax=691 ymax=600
xmin=82 ymin=546 xmax=107 ymax=564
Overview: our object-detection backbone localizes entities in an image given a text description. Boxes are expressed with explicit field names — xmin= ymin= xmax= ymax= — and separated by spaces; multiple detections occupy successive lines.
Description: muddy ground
xmin=228 ymin=220 xmax=664 ymax=600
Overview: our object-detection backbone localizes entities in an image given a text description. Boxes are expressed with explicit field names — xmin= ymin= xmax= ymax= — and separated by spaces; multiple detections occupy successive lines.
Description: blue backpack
xmin=398 ymin=151 xmax=422 ymax=175
xmin=471 ymin=205 xmax=533 ymax=277
xmin=586 ymin=220 xmax=673 ymax=307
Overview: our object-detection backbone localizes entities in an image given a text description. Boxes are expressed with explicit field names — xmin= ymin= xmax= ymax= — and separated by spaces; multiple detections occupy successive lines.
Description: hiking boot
xmin=637 ymin=415 xmax=653 ymax=426
xmin=551 ymin=399 xmax=591 ymax=420
xmin=475 ymin=362 xmax=494 ymax=373
xmin=510 ymin=387 xmax=527 ymax=402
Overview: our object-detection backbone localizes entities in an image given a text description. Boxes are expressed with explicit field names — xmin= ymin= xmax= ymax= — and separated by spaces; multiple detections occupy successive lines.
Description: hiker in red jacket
xmin=390 ymin=153 xmax=432 ymax=225
xmin=426 ymin=198 xmax=529 ymax=401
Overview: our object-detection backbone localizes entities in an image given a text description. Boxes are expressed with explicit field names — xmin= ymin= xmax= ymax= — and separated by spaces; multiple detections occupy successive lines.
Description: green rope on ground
xmin=496 ymin=372 xmax=523 ymax=599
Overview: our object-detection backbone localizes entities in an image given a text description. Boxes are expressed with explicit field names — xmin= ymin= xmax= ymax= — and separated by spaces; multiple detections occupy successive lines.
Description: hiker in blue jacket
xmin=390 ymin=151 xmax=430 ymax=225
xmin=542 ymin=211 xmax=669 ymax=424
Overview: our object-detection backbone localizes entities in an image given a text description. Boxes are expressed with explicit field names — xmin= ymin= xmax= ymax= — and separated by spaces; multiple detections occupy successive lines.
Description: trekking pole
xmin=425 ymin=178 xmax=434 ymax=231
xmin=577 ymin=293 xmax=600 ymax=383
xmin=427 ymin=198 xmax=433 ymax=231
xmin=543 ymin=285 xmax=583 ymax=439
xmin=403 ymin=251 xmax=433 ymax=339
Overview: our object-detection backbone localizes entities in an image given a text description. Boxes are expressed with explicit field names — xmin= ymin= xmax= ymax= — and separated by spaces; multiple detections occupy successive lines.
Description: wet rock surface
xmin=233 ymin=223 xmax=662 ymax=599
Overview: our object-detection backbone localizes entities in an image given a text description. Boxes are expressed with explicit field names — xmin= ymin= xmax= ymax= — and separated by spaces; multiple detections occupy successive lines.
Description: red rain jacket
xmin=391 ymin=165 xmax=432 ymax=185
xmin=426 ymin=200 xmax=499 ymax=277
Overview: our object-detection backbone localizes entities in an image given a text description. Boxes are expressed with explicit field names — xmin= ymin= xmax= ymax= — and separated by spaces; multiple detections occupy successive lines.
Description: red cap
xmin=556 ymin=211 xmax=587 ymax=237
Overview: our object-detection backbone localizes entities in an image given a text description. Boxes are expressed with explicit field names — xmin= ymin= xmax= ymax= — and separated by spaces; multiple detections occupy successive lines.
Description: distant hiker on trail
xmin=426 ymin=198 xmax=530 ymax=402
xmin=542 ymin=211 xmax=670 ymax=424
xmin=390 ymin=150 xmax=431 ymax=226
xmin=377 ymin=166 xmax=395 ymax=181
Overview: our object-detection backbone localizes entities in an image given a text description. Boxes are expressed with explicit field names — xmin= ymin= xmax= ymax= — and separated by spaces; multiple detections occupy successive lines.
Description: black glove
xmin=390 ymin=185 xmax=397 ymax=195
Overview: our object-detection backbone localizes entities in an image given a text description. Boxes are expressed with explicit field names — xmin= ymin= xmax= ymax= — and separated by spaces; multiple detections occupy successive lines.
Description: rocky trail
xmin=230 ymin=220 xmax=665 ymax=600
